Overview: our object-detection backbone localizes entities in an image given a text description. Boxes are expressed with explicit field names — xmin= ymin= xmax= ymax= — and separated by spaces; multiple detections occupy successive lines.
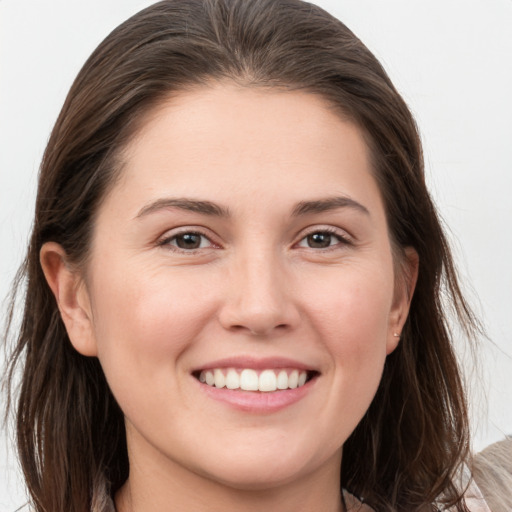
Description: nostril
xmin=246 ymin=322 xmax=291 ymax=336
xmin=218 ymin=289 xmax=300 ymax=336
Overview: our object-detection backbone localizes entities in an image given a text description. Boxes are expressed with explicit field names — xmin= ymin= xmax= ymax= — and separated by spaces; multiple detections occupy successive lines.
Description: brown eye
xmin=163 ymin=232 xmax=212 ymax=250
xmin=306 ymin=232 xmax=333 ymax=248
xmin=175 ymin=233 xmax=202 ymax=249
xmin=297 ymin=229 xmax=350 ymax=250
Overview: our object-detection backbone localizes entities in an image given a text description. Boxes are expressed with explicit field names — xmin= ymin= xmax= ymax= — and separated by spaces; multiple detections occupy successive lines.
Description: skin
xmin=41 ymin=84 xmax=417 ymax=512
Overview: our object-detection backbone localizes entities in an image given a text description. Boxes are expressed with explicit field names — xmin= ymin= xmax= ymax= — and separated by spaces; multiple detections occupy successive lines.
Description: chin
xmin=204 ymin=463 xmax=308 ymax=491
xmin=194 ymin=442 xmax=329 ymax=491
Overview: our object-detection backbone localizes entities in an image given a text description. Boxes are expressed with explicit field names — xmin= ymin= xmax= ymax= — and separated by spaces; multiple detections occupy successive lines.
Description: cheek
xmin=328 ymin=287 xmax=390 ymax=381
xmin=87 ymin=261 xmax=217 ymax=392
xmin=300 ymin=262 xmax=394 ymax=350
xmin=298 ymin=262 xmax=393 ymax=405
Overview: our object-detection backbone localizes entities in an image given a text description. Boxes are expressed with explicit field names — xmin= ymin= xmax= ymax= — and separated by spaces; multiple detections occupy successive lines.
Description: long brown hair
xmin=3 ymin=1 xmax=480 ymax=510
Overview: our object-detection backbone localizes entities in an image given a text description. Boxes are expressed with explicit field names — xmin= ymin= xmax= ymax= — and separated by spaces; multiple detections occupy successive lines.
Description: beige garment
xmin=472 ymin=437 xmax=512 ymax=511
xmin=342 ymin=490 xmax=375 ymax=511
xmin=461 ymin=479 xmax=492 ymax=512
xmin=342 ymin=480 xmax=492 ymax=511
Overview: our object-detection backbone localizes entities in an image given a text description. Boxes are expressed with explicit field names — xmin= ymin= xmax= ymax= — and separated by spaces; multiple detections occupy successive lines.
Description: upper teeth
xmin=199 ymin=368 xmax=308 ymax=392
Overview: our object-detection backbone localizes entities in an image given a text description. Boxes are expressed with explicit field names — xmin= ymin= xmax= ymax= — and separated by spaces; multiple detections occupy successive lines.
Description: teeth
xmin=214 ymin=369 xmax=225 ymax=388
xmin=225 ymin=369 xmax=240 ymax=389
xmin=288 ymin=370 xmax=299 ymax=389
xmin=240 ymin=369 xmax=259 ymax=391
xmin=259 ymin=369 xmax=277 ymax=392
xmin=205 ymin=371 xmax=215 ymax=386
xmin=276 ymin=370 xmax=288 ymax=389
xmin=198 ymin=368 xmax=310 ymax=392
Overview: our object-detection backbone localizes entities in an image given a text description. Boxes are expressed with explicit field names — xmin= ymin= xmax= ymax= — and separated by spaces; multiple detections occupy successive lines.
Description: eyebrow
xmin=136 ymin=198 xmax=231 ymax=219
xmin=292 ymin=196 xmax=370 ymax=217
xmin=135 ymin=195 xmax=369 ymax=220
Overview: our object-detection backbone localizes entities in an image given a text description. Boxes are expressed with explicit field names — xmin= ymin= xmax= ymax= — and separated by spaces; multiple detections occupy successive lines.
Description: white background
xmin=1 ymin=0 xmax=511 ymax=509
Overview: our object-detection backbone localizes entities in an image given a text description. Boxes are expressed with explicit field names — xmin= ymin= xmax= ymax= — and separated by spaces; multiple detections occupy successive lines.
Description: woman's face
xmin=60 ymin=84 xmax=414 ymax=490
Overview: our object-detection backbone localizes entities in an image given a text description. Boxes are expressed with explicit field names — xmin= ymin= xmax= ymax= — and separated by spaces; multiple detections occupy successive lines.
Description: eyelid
xmin=157 ymin=226 xmax=221 ymax=251
xmin=294 ymin=225 xmax=354 ymax=249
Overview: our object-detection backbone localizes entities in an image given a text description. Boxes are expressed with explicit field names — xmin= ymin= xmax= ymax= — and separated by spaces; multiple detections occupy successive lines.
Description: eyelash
xmin=296 ymin=227 xmax=352 ymax=251
xmin=157 ymin=227 xmax=352 ymax=253
xmin=158 ymin=229 xmax=218 ymax=252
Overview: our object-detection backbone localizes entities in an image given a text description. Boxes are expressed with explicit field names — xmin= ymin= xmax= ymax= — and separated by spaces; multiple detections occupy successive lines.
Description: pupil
xmin=308 ymin=232 xmax=331 ymax=248
xmin=177 ymin=233 xmax=201 ymax=249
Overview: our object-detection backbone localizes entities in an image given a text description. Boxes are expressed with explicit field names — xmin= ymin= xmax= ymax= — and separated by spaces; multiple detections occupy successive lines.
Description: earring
xmin=393 ymin=332 xmax=401 ymax=339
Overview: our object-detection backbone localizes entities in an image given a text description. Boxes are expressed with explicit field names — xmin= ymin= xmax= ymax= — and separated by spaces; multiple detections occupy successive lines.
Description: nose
xmin=218 ymin=250 xmax=300 ymax=337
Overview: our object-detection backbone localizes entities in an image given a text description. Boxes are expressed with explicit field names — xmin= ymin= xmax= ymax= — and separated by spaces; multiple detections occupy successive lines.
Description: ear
xmin=386 ymin=247 xmax=419 ymax=355
xmin=40 ymin=242 xmax=98 ymax=357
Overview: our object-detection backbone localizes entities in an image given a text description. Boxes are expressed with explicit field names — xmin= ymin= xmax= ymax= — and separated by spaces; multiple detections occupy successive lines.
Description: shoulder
xmin=343 ymin=481 xmax=493 ymax=512
xmin=460 ymin=479 xmax=492 ymax=512
xmin=471 ymin=437 xmax=512 ymax=511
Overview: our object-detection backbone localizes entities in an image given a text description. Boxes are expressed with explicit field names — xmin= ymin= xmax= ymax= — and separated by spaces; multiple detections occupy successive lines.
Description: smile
xmin=198 ymin=368 xmax=310 ymax=392
xmin=192 ymin=357 xmax=319 ymax=412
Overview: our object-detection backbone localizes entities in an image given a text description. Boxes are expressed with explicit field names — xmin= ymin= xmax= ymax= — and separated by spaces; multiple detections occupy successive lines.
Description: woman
xmin=2 ymin=0 xmax=497 ymax=510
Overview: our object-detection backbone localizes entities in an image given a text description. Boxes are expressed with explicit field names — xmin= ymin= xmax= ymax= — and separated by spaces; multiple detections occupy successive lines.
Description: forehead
xmin=105 ymin=83 xmax=384 ymax=220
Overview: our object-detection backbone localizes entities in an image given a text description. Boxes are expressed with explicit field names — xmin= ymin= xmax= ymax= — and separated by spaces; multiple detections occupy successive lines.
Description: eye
xmin=297 ymin=229 xmax=350 ymax=249
xmin=160 ymin=231 xmax=215 ymax=251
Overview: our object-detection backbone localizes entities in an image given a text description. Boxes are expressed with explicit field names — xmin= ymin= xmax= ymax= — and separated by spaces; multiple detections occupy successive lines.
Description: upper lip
xmin=191 ymin=356 xmax=318 ymax=373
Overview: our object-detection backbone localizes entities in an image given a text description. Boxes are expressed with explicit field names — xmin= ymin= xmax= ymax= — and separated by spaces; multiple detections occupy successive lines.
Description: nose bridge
xmin=220 ymin=243 xmax=297 ymax=335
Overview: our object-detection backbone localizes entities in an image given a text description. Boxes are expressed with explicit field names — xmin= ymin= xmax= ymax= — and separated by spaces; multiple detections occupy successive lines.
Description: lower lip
xmin=195 ymin=376 xmax=317 ymax=413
